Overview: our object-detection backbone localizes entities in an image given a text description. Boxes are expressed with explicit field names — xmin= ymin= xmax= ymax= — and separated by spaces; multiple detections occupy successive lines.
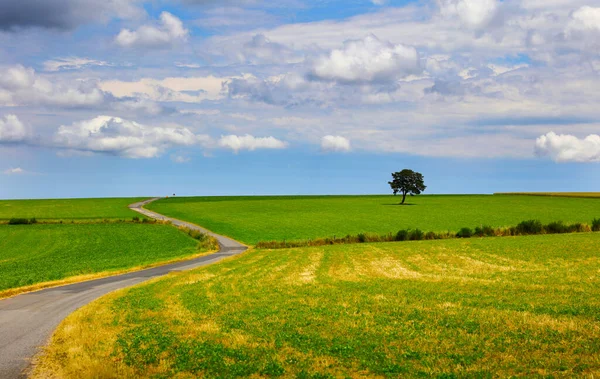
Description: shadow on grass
xmin=382 ymin=203 xmax=417 ymax=206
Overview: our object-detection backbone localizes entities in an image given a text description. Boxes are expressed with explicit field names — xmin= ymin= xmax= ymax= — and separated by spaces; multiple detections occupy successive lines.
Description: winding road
xmin=0 ymin=198 xmax=246 ymax=379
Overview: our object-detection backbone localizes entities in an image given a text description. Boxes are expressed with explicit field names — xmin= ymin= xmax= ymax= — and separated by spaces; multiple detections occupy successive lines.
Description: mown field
xmin=0 ymin=197 xmax=146 ymax=221
xmin=496 ymin=192 xmax=600 ymax=198
xmin=34 ymin=233 xmax=600 ymax=378
xmin=147 ymin=195 xmax=600 ymax=244
xmin=0 ymin=223 xmax=204 ymax=297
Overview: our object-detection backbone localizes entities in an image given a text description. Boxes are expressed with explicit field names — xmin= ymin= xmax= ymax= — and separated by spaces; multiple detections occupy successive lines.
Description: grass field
xmin=33 ymin=233 xmax=600 ymax=378
xmin=496 ymin=192 xmax=600 ymax=198
xmin=146 ymin=195 xmax=600 ymax=245
xmin=0 ymin=197 xmax=147 ymax=221
xmin=0 ymin=223 xmax=205 ymax=297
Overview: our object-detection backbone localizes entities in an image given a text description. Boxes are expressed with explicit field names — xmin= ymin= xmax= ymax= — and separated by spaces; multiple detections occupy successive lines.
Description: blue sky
xmin=0 ymin=0 xmax=599 ymax=199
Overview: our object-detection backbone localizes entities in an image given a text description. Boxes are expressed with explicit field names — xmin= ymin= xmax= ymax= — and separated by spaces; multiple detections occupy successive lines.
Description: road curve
xmin=0 ymin=198 xmax=247 ymax=379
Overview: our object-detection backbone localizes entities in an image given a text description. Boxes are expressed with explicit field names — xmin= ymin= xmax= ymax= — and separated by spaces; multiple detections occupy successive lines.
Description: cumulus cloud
xmin=0 ymin=0 xmax=141 ymax=31
xmin=566 ymin=6 xmax=600 ymax=36
xmin=321 ymin=135 xmax=351 ymax=152
xmin=438 ymin=0 xmax=500 ymax=30
xmin=535 ymin=132 xmax=600 ymax=162
xmin=310 ymin=35 xmax=420 ymax=85
xmin=53 ymin=116 xmax=208 ymax=159
xmin=0 ymin=115 xmax=30 ymax=143
xmin=116 ymin=12 xmax=189 ymax=49
xmin=0 ymin=65 xmax=108 ymax=107
xmin=218 ymin=134 xmax=288 ymax=153
xmin=43 ymin=57 xmax=112 ymax=72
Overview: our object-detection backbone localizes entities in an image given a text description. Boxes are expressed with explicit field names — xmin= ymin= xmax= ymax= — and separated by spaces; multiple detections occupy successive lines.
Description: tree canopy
xmin=389 ymin=169 xmax=426 ymax=204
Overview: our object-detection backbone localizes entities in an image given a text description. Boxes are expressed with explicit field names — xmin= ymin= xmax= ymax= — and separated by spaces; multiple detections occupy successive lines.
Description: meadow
xmin=147 ymin=195 xmax=600 ymax=245
xmin=0 ymin=197 xmax=146 ymax=221
xmin=34 ymin=233 xmax=600 ymax=378
xmin=0 ymin=223 xmax=206 ymax=298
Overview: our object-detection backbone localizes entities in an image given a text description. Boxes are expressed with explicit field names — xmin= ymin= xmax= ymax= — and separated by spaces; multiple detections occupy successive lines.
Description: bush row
xmin=8 ymin=218 xmax=37 ymax=225
xmin=3 ymin=216 xmax=160 ymax=225
xmin=256 ymin=218 xmax=600 ymax=249
xmin=179 ymin=226 xmax=219 ymax=251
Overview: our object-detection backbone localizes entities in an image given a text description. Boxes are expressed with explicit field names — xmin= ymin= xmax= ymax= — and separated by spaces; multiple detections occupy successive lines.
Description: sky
xmin=0 ymin=0 xmax=599 ymax=199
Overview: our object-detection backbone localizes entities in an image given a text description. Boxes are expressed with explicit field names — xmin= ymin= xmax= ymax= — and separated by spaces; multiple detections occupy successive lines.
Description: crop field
xmin=34 ymin=233 xmax=600 ymax=378
xmin=0 ymin=197 xmax=147 ymax=221
xmin=147 ymin=195 xmax=600 ymax=245
xmin=0 ymin=223 xmax=203 ymax=297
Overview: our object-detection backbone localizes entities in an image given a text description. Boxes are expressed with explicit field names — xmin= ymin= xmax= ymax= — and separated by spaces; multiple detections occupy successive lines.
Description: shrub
xmin=425 ymin=231 xmax=438 ymax=240
xmin=474 ymin=225 xmax=495 ymax=237
xmin=545 ymin=221 xmax=567 ymax=234
xmin=516 ymin=220 xmax=543 ymax=235
xmin=456 ymin=227 xmax=473 ymax=238
xmin=9 ymin=218 xmax=31 ymax=225
xmin=132 ymin=216 xmax=140 ymax=222
xmin=409 ymin=229 xmax=424 ymax=241
xmin=357 ymin=233 xmax=367 ymax=243
xmin=571 ymin=223 xmax=591 ymax=233
xmin=592 ymin=219 xmax=600 ymax=232
xmin=395 ymin=229 xmax=409 ymax=241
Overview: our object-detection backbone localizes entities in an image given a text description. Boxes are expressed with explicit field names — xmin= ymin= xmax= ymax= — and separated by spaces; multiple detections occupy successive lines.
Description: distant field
xmin=497 ymin=192 xmax=600 ymax=198
xmin=147 ymin=195 xmax=600 ymax=244
xmin=35 ymin=233 xmax=600 ymax=378
xmin=0 ymin=197 xmax=147 ymax=221
xmin=0 ymin=223 xmax=202 ymax=296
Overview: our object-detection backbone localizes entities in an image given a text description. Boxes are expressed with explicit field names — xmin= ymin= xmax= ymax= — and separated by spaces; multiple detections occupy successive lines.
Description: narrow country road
xmin=0 ymin=198 xmax=246 ymax=379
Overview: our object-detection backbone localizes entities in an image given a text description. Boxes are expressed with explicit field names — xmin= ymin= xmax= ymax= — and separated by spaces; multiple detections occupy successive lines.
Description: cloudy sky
xmin=1 ymin=0 xmax=599 ymax=198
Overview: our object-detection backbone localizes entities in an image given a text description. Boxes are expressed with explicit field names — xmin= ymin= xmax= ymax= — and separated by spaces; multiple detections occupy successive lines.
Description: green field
xmin=0 ymin=223 xmax=202 ymax=295
xmin=0 ymin=197 xmax=147 ymax=221
xmin=147 ymin=195 xmax=600 ymax=244
xmin=34 ymin=233 xmax=600 ymax=378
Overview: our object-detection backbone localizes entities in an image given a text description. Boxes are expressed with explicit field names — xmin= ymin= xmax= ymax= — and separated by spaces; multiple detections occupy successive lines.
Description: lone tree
xmin=389 ymin=169 xmax=427 ymax=205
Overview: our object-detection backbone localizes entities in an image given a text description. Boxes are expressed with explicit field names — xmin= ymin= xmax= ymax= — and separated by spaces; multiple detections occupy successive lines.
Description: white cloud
xmin=438 ymin=0 xmax=500 ymax=30
xmin=0 ymin=65 xmax=107 ymax=107
xmin=218 ymin=134 xmax=288 ymax=153
xmin=53 ymin=116 xmax=209 ymax=159
xmin=3 ymin=167 xmax=24 ymax=175
xmin=321 ymin=135 xmax=351 ymax=152
xmin=535 ymin=132 xmax=600 ymax=163
xmin=310 ymin=35 xmax=420 ymax=84
xmin=0 ymin=114 xmax=30 ymax=143
xmin=566 ymin=6 xmax=600 ymax=35
xmin=372 ymin=0 xmax=387 ymax=5
xmin=116 ymin=12 xmax=189 ymax=49
xmin=43 ymin=57 xmax=111 ymax=72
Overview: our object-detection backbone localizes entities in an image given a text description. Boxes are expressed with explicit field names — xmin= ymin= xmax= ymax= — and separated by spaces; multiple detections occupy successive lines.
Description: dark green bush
xmin=395 ymin=229 xmax=409 ymax=241
xmin=516 ymin=220 xmax=543 ymax=235
xmin=9 ymin=218 xmax=31 ymax=225
xmin=592 ymin=219 xmax=600 ymax=232
xmin=357 ymin=233 xmax=367 ymax=243
xmin=545 ymin=221 xmax=567 ymax=234
xmin=132 ymin=216 xmax=140 ymax=222
xmin=456 ymin=227 xmax=473 ymax=238
xmin=474 ymin=225 xmax=495 ymax=237
xmin=425 ymin=231 xmax=438 ymax=240
xmin=409 ymin=229 xmax=424 ymax=241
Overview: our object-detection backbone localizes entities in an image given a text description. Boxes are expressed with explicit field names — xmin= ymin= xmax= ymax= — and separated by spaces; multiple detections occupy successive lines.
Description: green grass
xmin=35 ymin=233 xmax=600 ymax=378
xmin=0 ymin=197 xmax=147 ymax=221
xmin=0 ymin=223 xmax=202 ymax=294
xmin=147 ymin=195 xmax=600 ymax=244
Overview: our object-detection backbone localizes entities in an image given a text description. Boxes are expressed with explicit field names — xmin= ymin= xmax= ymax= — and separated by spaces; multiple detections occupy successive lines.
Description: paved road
xmin=0 ymin=198 xmax=246 ymax=378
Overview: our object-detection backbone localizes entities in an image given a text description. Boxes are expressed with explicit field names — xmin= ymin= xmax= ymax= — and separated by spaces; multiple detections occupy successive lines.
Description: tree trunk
xmin=401 ymin=192 xmax=407 ymax=204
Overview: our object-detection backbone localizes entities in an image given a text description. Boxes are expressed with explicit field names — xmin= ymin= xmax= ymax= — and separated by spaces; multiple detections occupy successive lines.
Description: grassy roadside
xmin=0 ymin=223 xmax=218 ymax=299
xmin=33 ymin=233 xmax=600 ymax=378
xmin=146 ymin=195 xmax=600 ymax=245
